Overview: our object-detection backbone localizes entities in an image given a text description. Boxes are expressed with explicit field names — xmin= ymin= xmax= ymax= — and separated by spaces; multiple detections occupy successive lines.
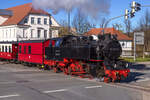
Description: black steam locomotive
xmin=45 ymin=34 xmax=130 ymax=82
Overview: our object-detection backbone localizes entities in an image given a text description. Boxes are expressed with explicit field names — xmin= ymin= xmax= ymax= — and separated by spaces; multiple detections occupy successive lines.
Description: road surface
xmin=0 ymin=62 xmax=148 ymax=100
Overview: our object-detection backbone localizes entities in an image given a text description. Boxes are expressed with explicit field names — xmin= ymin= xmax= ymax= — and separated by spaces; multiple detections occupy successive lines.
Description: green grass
xmin=121 ymin=57 xmax=150 ymax=62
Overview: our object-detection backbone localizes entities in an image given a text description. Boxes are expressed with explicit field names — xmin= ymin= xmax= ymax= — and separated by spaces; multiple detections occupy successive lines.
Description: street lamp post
xmin=102 ymin=14 xmax=126 ymax=35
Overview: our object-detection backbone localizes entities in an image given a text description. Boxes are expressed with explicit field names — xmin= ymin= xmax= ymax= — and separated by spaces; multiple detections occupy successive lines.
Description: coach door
xmin=12 ymin=44 xmax=18 ymax=60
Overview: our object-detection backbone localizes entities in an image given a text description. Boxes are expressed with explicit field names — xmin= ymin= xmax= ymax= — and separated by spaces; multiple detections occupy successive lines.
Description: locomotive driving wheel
xmin=53 ymin=67 xmax=58 ymax=73
xmin=68 ymin=67 xmax=72 ymax=75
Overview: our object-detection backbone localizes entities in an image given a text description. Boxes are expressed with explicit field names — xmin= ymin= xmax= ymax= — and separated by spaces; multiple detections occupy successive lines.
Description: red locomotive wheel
xmin=68 ymin=67 xmax=72 ymax=75
xmin=104 ymin=77 xmax=111 ymax=83
xmin=53 ymin=67 xmax=58 ymax=73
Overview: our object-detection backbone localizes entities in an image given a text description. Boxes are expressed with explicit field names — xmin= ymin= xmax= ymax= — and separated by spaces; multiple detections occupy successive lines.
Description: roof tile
xmin=1 ymin=3 xmax=50 ymax=26
xmin=85 ymin=28 xmax=132 ymax=41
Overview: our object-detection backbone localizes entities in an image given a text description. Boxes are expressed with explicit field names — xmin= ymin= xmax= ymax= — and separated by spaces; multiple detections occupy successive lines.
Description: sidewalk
xmin=134 ymin=61 xmax=150 ymax=65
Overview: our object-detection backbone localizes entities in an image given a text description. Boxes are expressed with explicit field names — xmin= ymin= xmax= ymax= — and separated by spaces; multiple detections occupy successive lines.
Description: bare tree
xmin=99 ymin=17 xmax=108 ymax=28
xmin=112 ymin=23 xmax=123 ymax=32
xmin=72 ymin=10 xmax=95 ymax=34
xmin=136 ymin=9 xmax=150 ymax=52
xmin=58 ymin=19 xmax=72 ymax=37
xmin=139 ymin=9 xmax=150 ymax=31
xmin=124 ymin=19 xmax=132 ymax=36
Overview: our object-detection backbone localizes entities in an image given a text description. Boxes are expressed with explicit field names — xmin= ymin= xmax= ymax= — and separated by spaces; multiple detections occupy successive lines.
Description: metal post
xmin=102 ymin=14 xmax=125 ymax=35
xmin=68 ymin=11 xmax=71 ymax=34
xmin=134 ymin=33 xmax=136 ymax=61
xmin=143 ymin=45 xmax=145 ymax=59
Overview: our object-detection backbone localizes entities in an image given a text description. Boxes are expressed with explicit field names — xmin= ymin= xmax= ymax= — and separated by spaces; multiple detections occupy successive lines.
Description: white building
xmin=0 ymin=3 xmax=60 ymax=42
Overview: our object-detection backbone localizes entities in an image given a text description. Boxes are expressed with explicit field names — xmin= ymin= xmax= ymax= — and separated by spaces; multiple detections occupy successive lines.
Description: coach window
xmin=19 ymin=46 xmax=21 ymax=53
xmin=28 ymin=46 xmax=31 ymax=54
xmin=24 ymin=46 xmax=26 ymax=54
xmin=9 ymin=46 xmax=11 ymax=53
xmin=2 ymin=46 xmax=4 ymax=52
xmin=5 ymin=46 xmax=7 ymax=52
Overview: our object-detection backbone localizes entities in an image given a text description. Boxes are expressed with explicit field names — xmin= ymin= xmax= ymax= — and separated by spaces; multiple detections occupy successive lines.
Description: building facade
xmin=0 ymin=3 xmax=60 ymax=42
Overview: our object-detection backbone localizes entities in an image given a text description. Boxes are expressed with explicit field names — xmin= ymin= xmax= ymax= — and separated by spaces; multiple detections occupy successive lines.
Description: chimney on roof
xmin=0 ymin=9 xmax=13 ymax=16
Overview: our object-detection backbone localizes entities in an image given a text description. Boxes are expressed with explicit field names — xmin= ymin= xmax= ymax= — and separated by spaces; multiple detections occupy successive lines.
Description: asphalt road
xmin=0 ymin=62 xmax=144 ymax=100
xmin=128 ymin=63 xmax=150 ymax=88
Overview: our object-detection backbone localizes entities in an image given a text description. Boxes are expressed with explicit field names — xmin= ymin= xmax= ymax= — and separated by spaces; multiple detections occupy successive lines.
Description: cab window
xmin=55 ymin=39 xmax=62 ymax=47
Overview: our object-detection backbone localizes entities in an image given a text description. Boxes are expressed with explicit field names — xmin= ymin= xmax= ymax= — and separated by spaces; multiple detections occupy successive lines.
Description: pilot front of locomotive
xmin=95 ymin=34 xmax=130 ymax=82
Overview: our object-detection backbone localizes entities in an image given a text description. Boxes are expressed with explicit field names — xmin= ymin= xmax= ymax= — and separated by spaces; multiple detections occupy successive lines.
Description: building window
xmin=24 ymin=46 xmax=26 ymax=54
xmin=44 ymin=30 xmax=47 ymax=38
xmin=6 ymin=30 xmax=8 ymax=38
xmin=31 ymin=17 xmax=34 ymax=24
xmin=38 ymin=18 xmax=41 ymax=24
xmin=28 ymin=46 xmax=31 ymax=54
xmin=23 ymin=29 xmax=25 ymax=38
xmin=24 ymin=18 xmax=28 ymax=23
xmin=37 ymin=30 xmax=41 ymax=38
xmin=31 ymin=29 xmax=34 ymax=38
xmin=19 ymin=46 xmax=21 ymax=53
xmin=44 ymin=18 xmax=47 ymax=25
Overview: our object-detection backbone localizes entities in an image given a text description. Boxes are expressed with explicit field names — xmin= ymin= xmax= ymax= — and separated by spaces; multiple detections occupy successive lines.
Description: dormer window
xmin=38 ymin=18 xmax=41 ymax=24
xmin=24 ymin=18 xmax=28 ymax=23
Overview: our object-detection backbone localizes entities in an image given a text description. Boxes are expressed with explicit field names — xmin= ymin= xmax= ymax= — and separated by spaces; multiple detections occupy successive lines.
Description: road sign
xmin=134 ymin=32 xmax=144 ymax=61
xmin=134 ymin=32 xmax=144 ymax=45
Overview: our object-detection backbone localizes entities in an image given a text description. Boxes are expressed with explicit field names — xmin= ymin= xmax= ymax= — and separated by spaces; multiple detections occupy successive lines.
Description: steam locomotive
xmin=44 ymin=34 xmax=130 ymax=82
xmin=0 ymin=34 xmax=130 ymax=83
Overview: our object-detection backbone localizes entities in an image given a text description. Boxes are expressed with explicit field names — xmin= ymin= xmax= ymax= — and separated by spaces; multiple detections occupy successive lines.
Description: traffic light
xmin=131 ymin=1 xmax=141 ymax=12
xmin=125 ymin=9 xmax=129 ymax=20
xmin=130 ymin=1 xmax=141 ymax=18
xmin=135 ymin=2 xmax=141 ymax=11
xmin=130 ymin=8 xmax=135 ymax=18
xmin=130 ymin=11 xmax=135 ymax=18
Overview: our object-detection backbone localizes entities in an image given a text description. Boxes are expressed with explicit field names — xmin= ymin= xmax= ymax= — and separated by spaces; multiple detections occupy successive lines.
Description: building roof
xmin=85 ymin=28 xmax=132 ymax=41
xmin=1 ymin=3 xmax=50 ymax=26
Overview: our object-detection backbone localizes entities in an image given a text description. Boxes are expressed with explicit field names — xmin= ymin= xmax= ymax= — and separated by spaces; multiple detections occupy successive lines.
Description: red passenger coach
xmin=18 ymin=40 xmax=45 ymax=65
xmin=0 ymin=42 xmax=18 ymax=61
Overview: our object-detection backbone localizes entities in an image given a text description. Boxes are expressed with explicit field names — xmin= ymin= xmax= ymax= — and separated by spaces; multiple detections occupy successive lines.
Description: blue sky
xmin=0 ymin=0 xmax=150 ymax=30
